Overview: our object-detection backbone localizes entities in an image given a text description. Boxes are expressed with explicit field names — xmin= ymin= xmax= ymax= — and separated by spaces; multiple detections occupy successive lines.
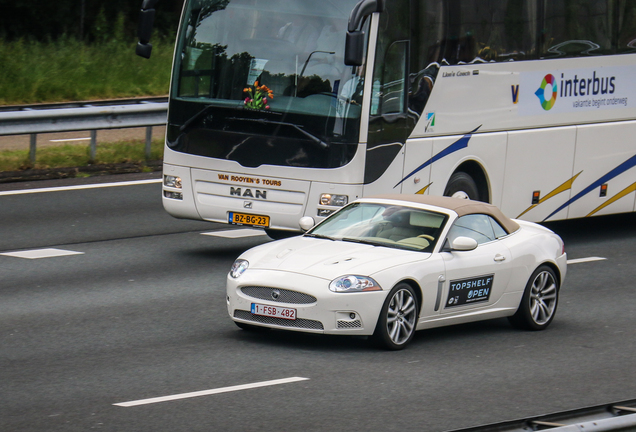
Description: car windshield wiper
xmin=341 ymin=237 xmax=385 ymax=247
xmin=304 ymin=233 xmax=335 ymax=240
xmin=228 ymin=117 xmax=329 ymax=149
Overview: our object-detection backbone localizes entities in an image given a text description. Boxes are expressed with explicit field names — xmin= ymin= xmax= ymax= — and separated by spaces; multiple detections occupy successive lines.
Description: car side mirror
xmin=450 ymin=236 xmax=478 ymax=251
xmin=299 ymin=216 xmax=315 ymax=232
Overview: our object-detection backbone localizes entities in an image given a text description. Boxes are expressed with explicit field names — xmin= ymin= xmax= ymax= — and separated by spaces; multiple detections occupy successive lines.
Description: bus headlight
xmin=164 ymin=175 xmax=182 ymax=188
xmin=320 ymin=194 xmax=348 ymax=206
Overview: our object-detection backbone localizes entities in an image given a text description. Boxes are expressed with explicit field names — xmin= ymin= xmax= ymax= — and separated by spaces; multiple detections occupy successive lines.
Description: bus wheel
xmin=444 ymin=172 xmax=479 ymax=200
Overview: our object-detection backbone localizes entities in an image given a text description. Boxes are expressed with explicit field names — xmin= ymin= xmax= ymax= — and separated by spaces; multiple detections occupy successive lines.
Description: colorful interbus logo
xmin=535 ymin=74 xmax=558 ymax=110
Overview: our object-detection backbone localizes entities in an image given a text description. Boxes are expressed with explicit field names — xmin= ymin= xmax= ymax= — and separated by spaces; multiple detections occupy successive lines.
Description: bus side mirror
xmin=344 ymin=0 xmax=384 ymax=66
xmin=136 ymin=0 xmax=158 ymax=59
xmin=345 ymin=31 xmax=365 ymax=66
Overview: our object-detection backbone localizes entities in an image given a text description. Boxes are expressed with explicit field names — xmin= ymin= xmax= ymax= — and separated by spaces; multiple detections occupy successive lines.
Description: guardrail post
xmin=29 ymin=133 xmax=37 ymax=166
xmin=145 ymin=126 xmax=152 ymax=160
xmin=90 ymin=130 xmax=97 ymax=162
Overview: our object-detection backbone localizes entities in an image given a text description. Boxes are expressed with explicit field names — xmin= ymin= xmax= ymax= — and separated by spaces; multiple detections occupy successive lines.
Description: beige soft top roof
xmin=368 ymin=194 xmax=520 ymax=234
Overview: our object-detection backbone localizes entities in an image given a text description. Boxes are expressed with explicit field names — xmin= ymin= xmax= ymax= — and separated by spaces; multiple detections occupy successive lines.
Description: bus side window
xmin=377 ymin=41 xmax=408 ymax=116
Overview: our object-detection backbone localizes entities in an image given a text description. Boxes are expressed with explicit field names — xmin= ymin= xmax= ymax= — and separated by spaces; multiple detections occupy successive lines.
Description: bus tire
xmin=444 ymin=172 xmax=479 ymax=201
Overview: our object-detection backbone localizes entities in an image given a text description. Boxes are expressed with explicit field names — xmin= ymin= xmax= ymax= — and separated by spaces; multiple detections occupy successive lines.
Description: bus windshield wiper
xmin=179 ymin=105 xmax=215 ymax=133
xmin=228 ymin=117 xmax=329 ymax=149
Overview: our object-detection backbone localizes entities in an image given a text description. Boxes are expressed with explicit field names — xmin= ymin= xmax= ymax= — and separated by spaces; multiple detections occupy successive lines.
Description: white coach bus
xmin=139 ymin=0 xmax=636 ymax=236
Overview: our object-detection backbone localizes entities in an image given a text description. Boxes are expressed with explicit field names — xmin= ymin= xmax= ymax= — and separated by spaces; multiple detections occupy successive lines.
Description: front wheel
xmin=508 ymin=265 xmax=559 ymax=330
xmin=374 ymin=283 xmax=419 ymax=350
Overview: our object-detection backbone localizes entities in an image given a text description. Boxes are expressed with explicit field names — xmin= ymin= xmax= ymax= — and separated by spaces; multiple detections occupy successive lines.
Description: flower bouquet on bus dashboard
xmin=243 ymin=81 xmax=274 ymax=110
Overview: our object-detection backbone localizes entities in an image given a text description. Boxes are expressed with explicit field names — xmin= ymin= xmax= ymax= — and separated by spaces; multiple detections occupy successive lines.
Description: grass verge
xmin=0 ymin=139 xmax=164 ymax=181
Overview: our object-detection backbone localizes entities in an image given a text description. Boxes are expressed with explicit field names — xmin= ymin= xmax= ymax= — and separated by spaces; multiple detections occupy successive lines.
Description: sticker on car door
xmin=446 ymin=274 xmax=494 ymax=307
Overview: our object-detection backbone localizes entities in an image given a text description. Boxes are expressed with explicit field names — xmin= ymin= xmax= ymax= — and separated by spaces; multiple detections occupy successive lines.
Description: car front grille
xmin=234 ymin=309 xmax=324 ymax=330
xmin=240 ymin=286 xmax=317 ymax=304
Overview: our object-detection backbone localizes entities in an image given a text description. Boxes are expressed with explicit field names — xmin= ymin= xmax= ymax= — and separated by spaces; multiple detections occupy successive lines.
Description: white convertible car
xmin=226 ymin=195 xmax=567 ymax=350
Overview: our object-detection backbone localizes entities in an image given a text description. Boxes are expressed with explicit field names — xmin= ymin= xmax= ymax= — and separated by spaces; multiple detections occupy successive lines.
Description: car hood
xmin=241 ymin=236 xmax=430 ymax=279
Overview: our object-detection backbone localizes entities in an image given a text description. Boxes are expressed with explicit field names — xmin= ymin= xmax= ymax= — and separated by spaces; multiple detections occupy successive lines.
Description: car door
xmin=438 ymin=214 xmax=512 ymax=315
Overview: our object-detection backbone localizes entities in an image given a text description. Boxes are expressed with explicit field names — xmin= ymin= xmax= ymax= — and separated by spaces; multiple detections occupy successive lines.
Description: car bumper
xmin=557 ymin=252 xmax=568 ymax=282
xmin=226 ymin=269 xmax=388 ymax=335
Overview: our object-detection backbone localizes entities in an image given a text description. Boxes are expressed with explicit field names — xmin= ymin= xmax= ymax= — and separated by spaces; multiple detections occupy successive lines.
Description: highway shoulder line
xmin=0 ymin=178 xmax=162 ymax=196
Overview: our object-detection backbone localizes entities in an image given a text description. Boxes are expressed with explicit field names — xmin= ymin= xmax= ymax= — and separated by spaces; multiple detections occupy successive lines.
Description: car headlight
xmin=230 ymin=259 xmax=249 ymax=278
xmin=329 ymin=275 xmax=381 ymax=293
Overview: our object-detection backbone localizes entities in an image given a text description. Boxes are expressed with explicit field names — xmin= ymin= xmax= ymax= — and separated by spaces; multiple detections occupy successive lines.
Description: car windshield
xmin=308 ymin=203 xmax=448 ymax=252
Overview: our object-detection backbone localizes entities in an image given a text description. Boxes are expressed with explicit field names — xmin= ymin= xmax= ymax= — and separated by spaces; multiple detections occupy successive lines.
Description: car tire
xmin=373 ymin=283 xmax=419 ymax=350
xmin=444 ymin=172 xmax=479 ymax=201
xmin=508 ymin=265 xmax=559 ymax=331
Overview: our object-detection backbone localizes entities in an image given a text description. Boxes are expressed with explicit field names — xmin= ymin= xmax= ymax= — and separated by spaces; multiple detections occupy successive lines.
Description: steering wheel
xmin=417 ymin=234 xmax=435 ymax=241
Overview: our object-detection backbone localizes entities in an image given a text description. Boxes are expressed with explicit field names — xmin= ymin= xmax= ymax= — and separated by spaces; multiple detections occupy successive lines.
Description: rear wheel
xmin=444 ymin=172 xmax=479 ymax=200
xmin=374 ymin=283 xmax=419 ymax=350
xmin=508 ymin=265 xmax=559 ymax=330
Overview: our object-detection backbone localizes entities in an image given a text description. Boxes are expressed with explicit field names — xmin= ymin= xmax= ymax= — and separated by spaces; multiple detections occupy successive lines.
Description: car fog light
xmin=320 ymin=194 xmax=348 ymax=206
xmin=163 ymin=191 xmax=183 ymax=200
xmin=164 ymin=175 xmax=182 ymax=188
xmin=349 ymin=313 xmax=356 ymax=319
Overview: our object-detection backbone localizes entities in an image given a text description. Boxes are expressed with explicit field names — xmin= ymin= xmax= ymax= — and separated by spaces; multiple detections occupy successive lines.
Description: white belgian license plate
xmin=251 ymin=303 xmax=297 ymax=320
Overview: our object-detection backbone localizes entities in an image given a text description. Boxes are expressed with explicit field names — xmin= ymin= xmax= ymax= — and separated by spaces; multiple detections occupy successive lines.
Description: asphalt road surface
xmin=1 ymin=175 xmax=635 ymax=431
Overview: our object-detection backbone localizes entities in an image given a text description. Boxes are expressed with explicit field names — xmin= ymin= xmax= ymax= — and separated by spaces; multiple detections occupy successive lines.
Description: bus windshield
xmin=168 ymin=0 xmax=365 ymax=169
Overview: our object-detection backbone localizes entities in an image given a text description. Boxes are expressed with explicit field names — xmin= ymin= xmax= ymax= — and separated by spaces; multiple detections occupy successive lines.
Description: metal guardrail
xmin=447 ymin=399 xmax=636 ymax=432
xmin=0 ymin=96 xmax=168 ymax=113
xmin=0 ymin=98 xmax=168 ymax=163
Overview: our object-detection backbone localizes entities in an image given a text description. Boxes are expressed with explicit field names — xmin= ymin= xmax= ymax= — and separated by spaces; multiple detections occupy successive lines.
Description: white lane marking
xmin=0 ymin=248 xmax=84 ymax=259
xmin=0 ymin=179 xmax=162 ymax=196
xmin=567 ymin=257 xmax=607 ymax=264
xmin=49 ymin=137 xmax=91 ymax=142
xmin=114 ymin=377 xmax=310 ymax=407
xmin=202 ymin=229 xmax=268 ymax=238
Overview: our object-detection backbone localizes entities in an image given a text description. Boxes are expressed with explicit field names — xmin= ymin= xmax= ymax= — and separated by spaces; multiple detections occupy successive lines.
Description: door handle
xmin=494 ymin=254 xmax=506 ymax=262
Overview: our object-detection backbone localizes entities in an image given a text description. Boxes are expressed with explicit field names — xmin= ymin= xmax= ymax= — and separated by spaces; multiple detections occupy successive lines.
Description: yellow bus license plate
xmin=228 ymin=212 xmax=270 ymax=228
